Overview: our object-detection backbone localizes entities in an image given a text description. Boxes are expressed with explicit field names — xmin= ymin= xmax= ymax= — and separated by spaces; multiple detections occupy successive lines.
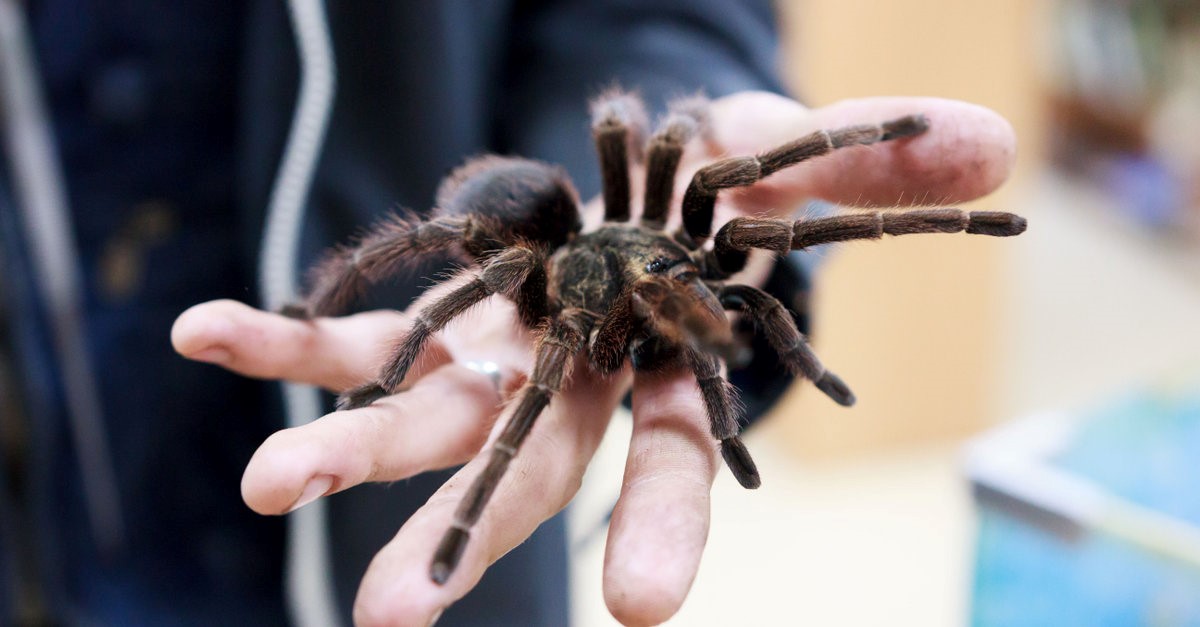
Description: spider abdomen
xmin=435 ymin=156 xmax=583 ymax=255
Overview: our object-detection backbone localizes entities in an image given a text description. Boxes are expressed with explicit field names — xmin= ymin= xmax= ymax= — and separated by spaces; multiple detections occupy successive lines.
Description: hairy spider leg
xmin=703 ymin=209 xmax=1029 ymax=277
xmin=640 ymin=95 xmax=709 ymax=230
xmin=714 ymin=283 xmax=854 ymax=407
xmin=430 ymin=308 xmax=596 ymax=584
xmin=606 ymin=276 xmax=760 ymax=486
xmin=336 ymin=246 xmax=546 ymax=410
xmin=284 ymin=213 xmax=469 ymax=318
xmin=590 ymin=89 xmax=648 ymax=223
xmin=674 ymin=114 xmax=931 ymax=250
xmin=589 ymin=287 xmax=637 ymax=374
xmin=590 ymin=273 xmax=733 ymax=374
xmin=628 ymin=275 xmax=734 ymax=359
xmin=684 ymin=348 xmax=761 ymax=489
xmin=287 ymin=155 xmax=584 ymax=319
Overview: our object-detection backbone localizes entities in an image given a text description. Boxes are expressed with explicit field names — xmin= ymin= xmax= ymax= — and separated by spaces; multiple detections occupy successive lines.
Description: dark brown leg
xmin=629 ymin=276 xmax=735 ymax=361
xmin=512 ymin=255 xmax=555 ymax=328
xmin=591 ymin=89 xmax=648 ymax=223
xmin=430 ymin=308 xmax=595 ymax=584
xmin=290 ymin=213 xmax=468 ymax=318
xmin=591 ymin=274 xmax=729 ymax=376
xmin=675 ymin=114 xmax=930 ymax=249
xmin=684 ymin=348 xmax=761 ymax=489
xmin=338 ymin=246 xmax=544 ymax=410
xmin=703 ymin=209 xmax=1028 ymax=277
xmin=590 ymin=289 xmax=637 ymax=374
xmin=641 ymin=96 xmax=708 ymax=230
xmin=716 ymin=283 xmax=855 ymax=407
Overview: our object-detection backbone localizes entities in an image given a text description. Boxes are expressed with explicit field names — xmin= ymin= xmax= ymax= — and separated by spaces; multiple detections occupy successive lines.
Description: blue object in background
xmin=969 ymin=388 xmax=1200 ymax=626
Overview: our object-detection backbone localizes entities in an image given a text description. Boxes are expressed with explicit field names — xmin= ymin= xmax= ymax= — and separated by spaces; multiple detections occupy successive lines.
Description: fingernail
xmin=192 ymin=347 xmax=231 ymax=364
xmin=427 ymin=608 xmax=444 ymax=627
xmin=288 ymin=475 xmax=334 ymax=513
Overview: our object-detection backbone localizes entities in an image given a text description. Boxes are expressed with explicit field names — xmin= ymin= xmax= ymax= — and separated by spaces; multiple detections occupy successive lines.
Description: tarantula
xmin=286 ymin=89 xmax=1026 ymax=584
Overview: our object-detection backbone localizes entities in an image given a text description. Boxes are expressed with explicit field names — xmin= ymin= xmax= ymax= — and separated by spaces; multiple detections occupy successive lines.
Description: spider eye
xmin=646 ymin=257 xmax=673 ymax=274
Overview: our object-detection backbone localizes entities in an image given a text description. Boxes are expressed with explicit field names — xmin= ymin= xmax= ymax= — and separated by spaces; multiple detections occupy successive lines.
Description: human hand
xmin=171 ymin=91 xmax=1014 ymax=626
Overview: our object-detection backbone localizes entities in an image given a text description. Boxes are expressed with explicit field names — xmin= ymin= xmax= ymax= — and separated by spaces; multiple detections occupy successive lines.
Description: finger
xmin=352 ymin=362 xmax=627 ymax=627
xmin=240 ymin=363 xmax=520 ymax=515
xmin=708 ymin=91 xmax=1016 ymax=211
xmin=171 ymin=299 xmax=451 ymax=392
xmin=603 ymin=367 xmax=718 ymax=626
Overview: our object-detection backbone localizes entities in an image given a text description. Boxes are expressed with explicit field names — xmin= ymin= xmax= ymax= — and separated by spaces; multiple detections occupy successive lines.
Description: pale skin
xmin=171 ymin=92 xmax=1015 ymax=626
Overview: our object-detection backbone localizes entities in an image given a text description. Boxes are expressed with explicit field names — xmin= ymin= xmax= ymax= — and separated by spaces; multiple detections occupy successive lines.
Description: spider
xmin=285 ymin=89 xmax=1027 ymax=585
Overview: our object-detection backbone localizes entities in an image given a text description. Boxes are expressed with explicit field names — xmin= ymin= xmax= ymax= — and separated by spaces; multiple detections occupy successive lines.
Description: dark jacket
xmin=0 ymin=1 xmax=792 ymax=624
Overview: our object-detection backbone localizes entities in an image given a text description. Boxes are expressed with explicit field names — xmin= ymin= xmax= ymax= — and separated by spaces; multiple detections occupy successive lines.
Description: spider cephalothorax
xmin=288 ymin=89 xmax=1027 ymax=584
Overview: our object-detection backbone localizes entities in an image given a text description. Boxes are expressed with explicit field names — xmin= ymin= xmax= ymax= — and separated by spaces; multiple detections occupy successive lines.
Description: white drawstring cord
xmin=258 ymin=0 xmax=342 ymax=625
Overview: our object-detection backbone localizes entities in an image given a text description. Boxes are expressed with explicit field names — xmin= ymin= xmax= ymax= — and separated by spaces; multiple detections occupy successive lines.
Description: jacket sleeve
xmin=497 ymin=0 xmax=783 ymax=192
xmin=495 ymin=0 xmax=808 ymax=421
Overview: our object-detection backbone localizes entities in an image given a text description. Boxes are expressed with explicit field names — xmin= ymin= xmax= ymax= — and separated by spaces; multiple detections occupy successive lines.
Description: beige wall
xmin=764 ymin=0 xmax=1044 ymax=457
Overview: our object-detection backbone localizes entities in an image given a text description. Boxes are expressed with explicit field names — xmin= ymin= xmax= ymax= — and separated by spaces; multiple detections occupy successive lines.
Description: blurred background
xmin=572 ymin=0 xmax=1200 ymax=624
